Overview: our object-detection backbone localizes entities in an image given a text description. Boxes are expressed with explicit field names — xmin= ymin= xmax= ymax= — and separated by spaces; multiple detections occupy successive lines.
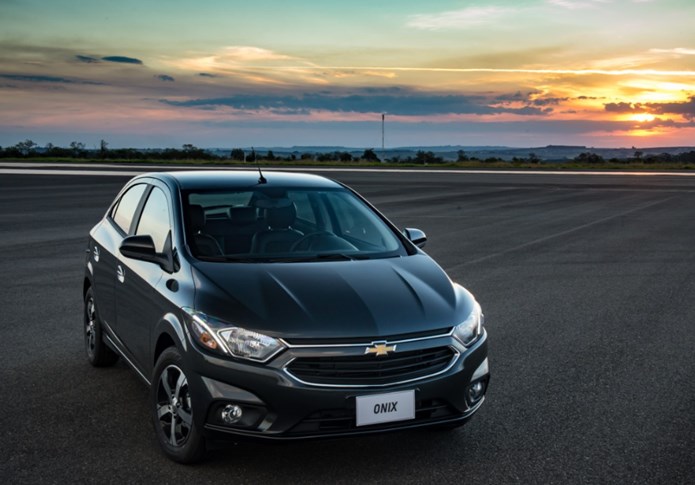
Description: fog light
xmin=467 ymin=380 xmax=486 ymax=404
xmin=221 ymin=404 xmax=243 ymax=425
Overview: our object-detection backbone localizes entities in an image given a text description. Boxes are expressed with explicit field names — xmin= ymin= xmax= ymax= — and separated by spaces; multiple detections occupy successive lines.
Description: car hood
xmin=192 ymin=254 xmax=474 ymax=340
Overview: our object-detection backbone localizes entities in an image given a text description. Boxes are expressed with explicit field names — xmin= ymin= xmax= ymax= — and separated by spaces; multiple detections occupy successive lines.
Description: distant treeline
xmin=0 ymin=140 xmax=372 ymax=162
xmin=2 ymin=139 xmax=695 ymax=165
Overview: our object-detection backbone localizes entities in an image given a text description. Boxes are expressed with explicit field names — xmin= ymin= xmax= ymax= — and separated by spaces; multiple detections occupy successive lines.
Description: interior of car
xmin=183 ymin=188 xmax=400 ymax=259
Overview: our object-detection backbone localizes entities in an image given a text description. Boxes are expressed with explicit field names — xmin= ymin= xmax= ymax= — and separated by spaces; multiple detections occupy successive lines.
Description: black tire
xmin=151 ymin=347 xmax=206 ymax=464
xmin=84 ymin=287 xmax=119 ymax=367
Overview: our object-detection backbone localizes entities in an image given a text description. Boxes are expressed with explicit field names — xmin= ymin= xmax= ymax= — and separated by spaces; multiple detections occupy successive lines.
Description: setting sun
xmin=630 ymin=113 xmax=657 ymax=123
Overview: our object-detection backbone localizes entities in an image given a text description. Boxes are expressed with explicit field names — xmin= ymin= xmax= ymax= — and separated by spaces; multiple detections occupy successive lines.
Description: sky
xmin=1 ymin=0 xmax=695 ymax=149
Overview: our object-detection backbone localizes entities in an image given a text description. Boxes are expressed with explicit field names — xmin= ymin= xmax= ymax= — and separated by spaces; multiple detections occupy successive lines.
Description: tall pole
xmin=381 ymin=113 xmax=385 ymax=152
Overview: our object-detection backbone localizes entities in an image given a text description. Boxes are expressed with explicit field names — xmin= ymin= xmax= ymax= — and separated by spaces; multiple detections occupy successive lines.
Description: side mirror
xmin=120 ymin=235 xmax=158 ymax=262
xmin=403 ymin=227 xmax=427 ymax=248
xmin=120 ymin=234 xmax=177 ymax=273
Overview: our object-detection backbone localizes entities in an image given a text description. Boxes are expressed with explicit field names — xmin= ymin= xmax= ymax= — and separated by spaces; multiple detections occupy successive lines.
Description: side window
xmin=136 ymin=187 xmax=171 ymax=253
xmin=112 ymin=184 xmax=147 ymax=234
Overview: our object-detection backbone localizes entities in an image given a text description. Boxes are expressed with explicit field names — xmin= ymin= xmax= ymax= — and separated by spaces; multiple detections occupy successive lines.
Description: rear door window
xmin=112 ymin=184 xmax=147 ymax=234
xmin=135 ymin=187 xmax=171 ymax=252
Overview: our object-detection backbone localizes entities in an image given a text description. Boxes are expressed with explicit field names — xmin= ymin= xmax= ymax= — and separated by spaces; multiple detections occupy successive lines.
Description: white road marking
xmin=2 ymin=162 xmax=695 ymax=177
xmin=0 ymin=168 xmax=143 ymax=176
xmin=445 ymin=196 xmax=676 ymax=272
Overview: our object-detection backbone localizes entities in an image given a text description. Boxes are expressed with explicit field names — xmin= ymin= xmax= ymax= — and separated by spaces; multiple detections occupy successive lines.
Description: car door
xmin=91 ymin=183 xmax=148 ymax=332
xmin=115 ymin=184 xmax=173 ymax=373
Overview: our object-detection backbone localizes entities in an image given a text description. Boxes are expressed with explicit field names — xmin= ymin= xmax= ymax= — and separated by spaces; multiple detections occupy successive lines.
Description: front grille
xmin=288 ymin=398 xmax=458 ymax=436
xmin=283 ymin=327 xmax=452 ymax=345
xmin=286 ymin=346 xmax=456 ymax=386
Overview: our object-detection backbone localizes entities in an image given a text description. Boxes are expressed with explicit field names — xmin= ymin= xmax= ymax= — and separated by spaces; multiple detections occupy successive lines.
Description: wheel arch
xmin=153 ymin=312 xmax=188 ymax=368
xmin=83 ymin=277 xmax=92 ymax=299
xmin=84 ymin=251 xmax=95 ymax=298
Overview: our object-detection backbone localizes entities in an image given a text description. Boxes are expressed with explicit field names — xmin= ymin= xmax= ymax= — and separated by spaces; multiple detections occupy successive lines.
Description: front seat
xmin=250 ymin=204 xmax=303 ymax=254
xmin=188 ymin=204 xmax=223 ymax=257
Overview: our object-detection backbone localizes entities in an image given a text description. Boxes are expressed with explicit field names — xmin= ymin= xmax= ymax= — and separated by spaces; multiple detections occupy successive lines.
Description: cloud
xmin=75 ymin=55 xmax=100 ymax=63
xmin=407 ymin=6 xmax=510 ymax=30
xmin=644 ymin=97 xmax=695 ymax=119
xmin=216 ymin=46 xmax=294 ymax=62
xmin=604 ymin=97 xmax=695 ymax=119
xmin=495 ymin=91 xmax=528 ymax=101
xmin=531 ymin=97 xmax=571 ymax=106
xmin=548 ymin=0 xmax=654 ymax=9
xmin=604 ymin=102 xmax=636 ymax=113
xmin=171 ymin=46 xmax=302 ymax=74
xmin=162 ymin=43 xmax=695 ymax=79
xmin=101 ymin=56 xmax=143 ymax=65
xmin=494 ymin=91 xmax=571 ymax=107
xmin=1 ymin=74 xmax=73 ymax=83
xmin=359 ymin=86 xmax=404 ymax=94
xmin=0 ymin=74 xmax=103 ymax=85
xmin=75 ymin=54 xmax=146 ymax=65
xmin=161 ymin=90 xmax=550 ymax=117
xmin=547 ymin=0 xmax=609 ymax=9
xmin=155 ymin=74 xmax=175 ymax=82
xmin=649 ymin=47 xmax=695 ymax=56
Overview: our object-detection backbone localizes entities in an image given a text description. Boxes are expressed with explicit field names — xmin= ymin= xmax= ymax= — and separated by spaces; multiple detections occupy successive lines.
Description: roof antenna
xmin=252 ymin=147 xmax=267 ymax=184
xmin=257 ymin=163 xmax=267 ymax=184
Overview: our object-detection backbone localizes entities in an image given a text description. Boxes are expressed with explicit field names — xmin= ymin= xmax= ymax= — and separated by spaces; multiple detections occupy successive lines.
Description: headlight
xmin=183 ymin=308 xmax=285 ymax=362
xmin=453 ymin=302 xmax=484 ymax=347
xmin=218 ymin=328 xmax=284 ymax=361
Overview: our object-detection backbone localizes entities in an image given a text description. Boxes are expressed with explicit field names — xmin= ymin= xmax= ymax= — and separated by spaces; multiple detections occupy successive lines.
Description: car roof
xmin=141 ymin=170 xmax=343 ymax=191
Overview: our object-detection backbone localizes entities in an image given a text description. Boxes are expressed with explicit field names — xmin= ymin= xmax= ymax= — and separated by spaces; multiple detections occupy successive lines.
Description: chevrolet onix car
xmin=83 ymin=170 xmax=489 ymax=463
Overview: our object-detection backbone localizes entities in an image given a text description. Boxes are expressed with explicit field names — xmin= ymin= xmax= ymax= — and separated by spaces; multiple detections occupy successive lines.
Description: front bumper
xmin=185 ymin=329 xmax=489 ymax=440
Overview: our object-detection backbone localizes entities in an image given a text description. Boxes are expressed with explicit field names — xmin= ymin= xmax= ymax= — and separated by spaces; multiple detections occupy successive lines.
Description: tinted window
xmin=136 ymin=187 xmax=171 ymax=252
xmin=183 ymin=187 xmax=404 ymax=261
xmin=112 ymin=184 xmax=147 ymax=234
xmin=189 ymin=191 xmax=252 ymax=219
xmin=288 ymin=192 xmax=316 ymax=224
xmin=327 ymin=192 xmax=395 ymax=248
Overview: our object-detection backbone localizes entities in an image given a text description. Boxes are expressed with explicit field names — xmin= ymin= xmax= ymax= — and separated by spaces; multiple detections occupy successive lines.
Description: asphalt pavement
xmin=1 ymin=167 xmax=693 ymax=484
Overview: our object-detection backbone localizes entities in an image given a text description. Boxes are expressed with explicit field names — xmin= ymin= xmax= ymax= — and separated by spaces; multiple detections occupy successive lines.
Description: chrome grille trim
xmin=279 ymin=328 xmax=454 ymax=349
xmin=283 ymin=346 xmax=460 ymax=388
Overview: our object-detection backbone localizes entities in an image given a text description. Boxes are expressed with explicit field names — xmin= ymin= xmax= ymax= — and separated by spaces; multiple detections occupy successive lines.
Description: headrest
xmin=188 ymin=204 xmax=205 ymax=232
xmin=255 ymin=197 xmax=292 ymax=209
xmin=265 ymin=204 xmax=296 ymax=229
xmin=228 ymin=206 xmax=257 ymax=224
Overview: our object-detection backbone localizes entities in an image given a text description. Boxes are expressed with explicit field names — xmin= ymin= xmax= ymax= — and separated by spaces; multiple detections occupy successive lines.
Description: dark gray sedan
xmin=83 ymin=170 xmax=489 ymax=463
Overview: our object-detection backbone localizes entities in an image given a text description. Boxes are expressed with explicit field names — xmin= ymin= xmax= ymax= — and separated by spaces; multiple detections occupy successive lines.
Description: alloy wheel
xmin=155 ymin=365 xmax=193 ymax=447
xmin=85 ymin=297 xmax=97 ymax=358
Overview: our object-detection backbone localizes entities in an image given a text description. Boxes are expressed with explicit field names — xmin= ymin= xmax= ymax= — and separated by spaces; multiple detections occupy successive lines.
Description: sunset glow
xmin=1 ymin=0 xmax=694 ymax=148
xmin=630 ymin=114 xmax=657 ymax=123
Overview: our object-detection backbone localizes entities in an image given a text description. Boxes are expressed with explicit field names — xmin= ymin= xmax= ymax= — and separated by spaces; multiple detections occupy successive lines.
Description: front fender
xmin=151 ymin=312 xmax=189 ymax=372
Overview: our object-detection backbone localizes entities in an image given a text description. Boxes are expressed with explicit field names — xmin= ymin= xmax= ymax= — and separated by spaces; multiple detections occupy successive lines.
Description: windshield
xmin=182 ymin=186 xmax=407 ymax=262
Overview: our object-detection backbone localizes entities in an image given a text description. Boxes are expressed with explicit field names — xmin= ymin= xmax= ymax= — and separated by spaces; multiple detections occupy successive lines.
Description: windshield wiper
xmin=312 ymin=253 xmax=356 ymax=261
xmin=278 ymin=253 xmax=371 ymax=262
xmin=199 ymin=253 xmax=371 ymax=263
xmin=198 ymin=255 xmax=268 ymax=263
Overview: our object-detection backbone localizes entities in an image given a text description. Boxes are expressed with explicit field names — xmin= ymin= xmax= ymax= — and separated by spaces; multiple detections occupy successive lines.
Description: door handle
xmin=116 ymin=265 xmax=125 ymax=283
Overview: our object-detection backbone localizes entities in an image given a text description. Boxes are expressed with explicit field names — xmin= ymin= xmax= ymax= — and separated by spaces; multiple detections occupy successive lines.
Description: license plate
xmin=356 ymin=390 xmax=415 ymax=427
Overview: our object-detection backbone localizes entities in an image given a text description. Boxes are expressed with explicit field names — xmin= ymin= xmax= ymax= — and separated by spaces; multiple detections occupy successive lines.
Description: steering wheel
xmin=290 ymin=231 xmax=358 ymax=252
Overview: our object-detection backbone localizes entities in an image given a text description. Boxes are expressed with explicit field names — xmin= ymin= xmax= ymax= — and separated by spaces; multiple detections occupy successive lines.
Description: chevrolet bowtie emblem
xmin=365 ymin=342 xmax=396 ymax=357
